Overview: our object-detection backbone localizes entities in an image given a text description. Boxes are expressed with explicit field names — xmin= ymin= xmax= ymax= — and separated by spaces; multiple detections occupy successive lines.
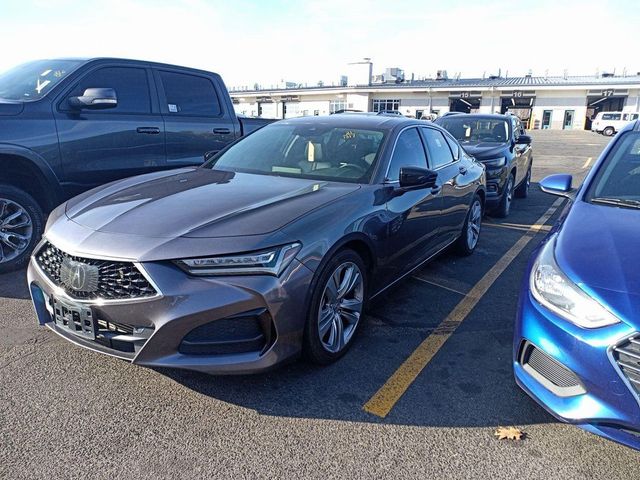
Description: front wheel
xmin=603 ymin=127 xmax=615 ymax=137
xmin=0 ymin=185 xmax=44 ymax=273
xmin=492 ymin=174 xmax=514 ymax=218
xmin=303 ymin=249 xmax=367 ymax=365
xmin=455 ymin=195 xmax=482 ymax=256
xmin=514 ymin=165 xmax=532 ymax=198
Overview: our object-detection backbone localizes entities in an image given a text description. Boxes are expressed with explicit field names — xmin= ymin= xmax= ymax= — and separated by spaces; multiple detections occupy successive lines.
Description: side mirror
xmin=516 ymin=134 xmax=532 ymax=145
xmin=68 ymin=88 xmax=118 ymax=110
xmin=540 ymin=174 xmax=574 ymax=198
xmin=399 ymin=166 xmax=438 ymax=190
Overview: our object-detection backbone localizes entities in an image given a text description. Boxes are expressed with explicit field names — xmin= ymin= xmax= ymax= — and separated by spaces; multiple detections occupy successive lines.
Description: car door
xmin=382 ymin=127 xmax=443 ymax=283
xmin=513 ymin=118 xmax=532 ymax=181
xmin=155 ymin=69 xmax=237 ymax=167
xmin=54 ymin=65 xmax=166 ymax=196
xmin=421 ymin=127 xmax=470 ymax=242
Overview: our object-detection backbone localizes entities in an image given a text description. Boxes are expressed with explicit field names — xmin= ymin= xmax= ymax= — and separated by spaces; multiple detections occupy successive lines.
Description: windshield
xmin=208 ymin=123 xmax=386 ymax=183
xmin=438 ymin=117 xmax=510 ymax=144
xmin=0 ymin=59 xmax=83 ymax=101
xmin=586 ymin=131 xmax=640 ymax=207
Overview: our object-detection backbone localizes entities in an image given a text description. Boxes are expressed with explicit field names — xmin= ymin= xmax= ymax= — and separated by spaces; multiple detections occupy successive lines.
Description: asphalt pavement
xmin=2 ymin=129 xmax=638 ymax=479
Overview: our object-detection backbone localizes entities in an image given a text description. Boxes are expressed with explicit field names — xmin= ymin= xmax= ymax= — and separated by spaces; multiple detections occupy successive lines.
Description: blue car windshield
xmin=208 ymin=123 xmax=385 ymax=183
xmin=0 ymin=59 xmax=83 ymax=101
xmin=586 ymin=131 xmax=640 ymax=207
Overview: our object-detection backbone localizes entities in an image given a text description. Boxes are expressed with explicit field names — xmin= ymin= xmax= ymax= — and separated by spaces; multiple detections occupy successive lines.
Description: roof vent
xmin=602 ymin=72 xmax=615 ymax=78
xmin=436 ymin=70 xmax=448 ymax=80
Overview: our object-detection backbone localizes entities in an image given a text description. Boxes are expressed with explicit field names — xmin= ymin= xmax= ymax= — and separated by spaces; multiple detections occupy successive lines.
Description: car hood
xmin=65 ymin=168 xmax=360 ymax=239
xmin=555 ymin=200 xmax=640 ymax=322
xmin=0 ymin=99 xmax=24 ymax=116
xmin=460 ymin=142 xmax=507 ymax=159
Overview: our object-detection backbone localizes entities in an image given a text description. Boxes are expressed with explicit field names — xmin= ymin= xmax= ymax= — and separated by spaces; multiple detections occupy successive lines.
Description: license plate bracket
xmin=49 ymin=296 xmax=96 ymax=340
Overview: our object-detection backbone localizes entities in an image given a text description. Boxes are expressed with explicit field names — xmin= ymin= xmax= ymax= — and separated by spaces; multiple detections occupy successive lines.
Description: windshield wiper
xmin=591 ymin=197 xmax=640 ymax=209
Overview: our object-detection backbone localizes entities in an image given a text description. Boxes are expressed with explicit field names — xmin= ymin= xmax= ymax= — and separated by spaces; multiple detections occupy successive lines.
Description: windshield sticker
xmin=307 ymin=142 xmax=315 ymax=162
xmin=168 ymin=104 xmax=178 ymax=113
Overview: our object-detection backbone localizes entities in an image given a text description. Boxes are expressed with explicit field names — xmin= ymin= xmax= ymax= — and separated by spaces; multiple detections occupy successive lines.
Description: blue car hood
xmin=555 ymin=200 xmax=640 ymax=325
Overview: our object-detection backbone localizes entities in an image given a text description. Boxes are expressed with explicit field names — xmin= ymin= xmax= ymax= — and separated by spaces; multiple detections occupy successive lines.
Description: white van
xmin=591 ymin=111 xmax=639 ymax=136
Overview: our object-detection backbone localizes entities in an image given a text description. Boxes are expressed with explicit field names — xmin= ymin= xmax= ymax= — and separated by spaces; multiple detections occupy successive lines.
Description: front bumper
xmin=28 ymin=251 xmax=314 ymax=375
xmin=483 ymin=166 xmax=509 ymax=208
xmin=514 ymin=285 xmax=640 ymax=450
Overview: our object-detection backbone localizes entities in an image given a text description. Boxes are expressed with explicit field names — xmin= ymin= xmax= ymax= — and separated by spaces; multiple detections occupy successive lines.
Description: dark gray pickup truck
xmin=0 ymin=57 xmax=273 ymax=272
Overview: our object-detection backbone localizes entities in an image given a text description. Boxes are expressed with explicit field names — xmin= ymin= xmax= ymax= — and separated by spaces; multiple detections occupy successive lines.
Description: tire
xmin=455 ymin=195 xmax=482 ymax=256
xmin=492 ymin=173 xmax=515 ymax=218
xmin=303 ymin=249 xmax=367 ymax=365
xmin=514 ymin=164 xmax=532 ymax=199
xmin=603 ymin=127 xmax=615 ymax=137
xmin=0 ymin=185 xmax=44 ymax=274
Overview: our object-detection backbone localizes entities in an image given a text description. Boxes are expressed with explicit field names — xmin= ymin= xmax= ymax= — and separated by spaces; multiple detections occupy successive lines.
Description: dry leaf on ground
xmin=494 ymin=426 xmax=525 ymax=441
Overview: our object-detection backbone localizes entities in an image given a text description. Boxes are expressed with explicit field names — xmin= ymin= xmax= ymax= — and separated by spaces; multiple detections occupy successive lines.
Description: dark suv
xmin=0 ymin=58 xmax=272 ymax=272
xmin=436 ymin=113 xmax=533 ymax=217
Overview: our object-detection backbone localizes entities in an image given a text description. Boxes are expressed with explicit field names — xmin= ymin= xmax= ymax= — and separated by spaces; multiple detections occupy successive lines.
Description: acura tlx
xmin=28 ymin=114 xmax=486 ymax=374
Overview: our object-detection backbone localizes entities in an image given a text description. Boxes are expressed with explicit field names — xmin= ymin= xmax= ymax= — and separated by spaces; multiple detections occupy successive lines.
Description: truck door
xmin=54 ymin=65 xmax=166 ymax=196
xmin=154 ymin=69 xmax=237 ymax=167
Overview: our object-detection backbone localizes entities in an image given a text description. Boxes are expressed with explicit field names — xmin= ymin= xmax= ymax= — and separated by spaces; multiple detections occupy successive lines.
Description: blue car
xmin=514 ymin=119 xmax=640 ymax=450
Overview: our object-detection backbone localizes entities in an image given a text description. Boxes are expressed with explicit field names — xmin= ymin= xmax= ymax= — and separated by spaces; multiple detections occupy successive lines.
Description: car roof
xmin=440 ymin=113 xmax=512 ymax=121
xmin=48 ymin=57 xmax=220 ymax=76
xmin=275 ymin=113 xmax=418 ymax=130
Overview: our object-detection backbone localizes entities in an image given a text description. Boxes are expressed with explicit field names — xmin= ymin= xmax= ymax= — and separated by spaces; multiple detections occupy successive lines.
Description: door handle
xmin=136 ymin=127 xmax=160 ymax=134
xmin=213 ymin=128 xmax=231 ymax=135
xmin=459 ymin=166 xmax=468 ymax=175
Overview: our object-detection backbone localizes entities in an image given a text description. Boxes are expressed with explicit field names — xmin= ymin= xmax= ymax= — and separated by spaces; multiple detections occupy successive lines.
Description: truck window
xmin=66 ymin=67 xmax=151 ymax=113
xmin=159 ymin=71 xmax=221 ymax=116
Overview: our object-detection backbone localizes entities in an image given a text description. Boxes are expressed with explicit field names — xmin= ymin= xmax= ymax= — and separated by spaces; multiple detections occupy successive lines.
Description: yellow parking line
xmin=362 ymin=198 xmax=565 ymax=418
xmin=582 ymin=157 xmax=593 ymax=169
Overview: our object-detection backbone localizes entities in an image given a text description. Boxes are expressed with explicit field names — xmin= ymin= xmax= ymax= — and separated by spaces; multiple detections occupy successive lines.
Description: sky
xmin=1 ymin=0 xmax=639 ymax=88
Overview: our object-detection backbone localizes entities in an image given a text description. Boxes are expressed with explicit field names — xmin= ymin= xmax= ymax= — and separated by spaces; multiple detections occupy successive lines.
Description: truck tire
xmin=0 ymin=185 xmax=44 ymax=273
xmin=603 ymin=127 xmax=615 ymax=137
xmin=492 ymin=173 xmax=514 ymax=218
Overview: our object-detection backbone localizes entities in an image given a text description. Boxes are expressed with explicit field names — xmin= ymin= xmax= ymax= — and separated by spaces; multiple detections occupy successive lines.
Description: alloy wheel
xmin=467 ymin=200 xmax=482 ymax=250
xmin=317 ymin=261 xmax=364 ymax=353
xmin=0 ymin=198 xmax=34 ymax=264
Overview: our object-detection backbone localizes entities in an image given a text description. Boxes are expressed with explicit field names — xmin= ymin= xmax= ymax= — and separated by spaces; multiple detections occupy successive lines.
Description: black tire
xmin=603 ymin=127 xmax=615 ymax=137
xmin=492 ymin=173 xmax=515 ymax=218
xmin=514 ymin=164 xmax=532 ymax=199
xmin=0 ymin=185 xmax=44 ymax=274
xmin=303 ymin=249 xmax=368 ymax=365
xmin=455 ymin=195 xmax=482 ymax=256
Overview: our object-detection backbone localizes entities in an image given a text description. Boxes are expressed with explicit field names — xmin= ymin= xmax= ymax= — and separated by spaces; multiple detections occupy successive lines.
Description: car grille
xmin=613 ymin=335 xmax=640 ymax=395
xmin=35 ymin=242 xmax=157 ymax=301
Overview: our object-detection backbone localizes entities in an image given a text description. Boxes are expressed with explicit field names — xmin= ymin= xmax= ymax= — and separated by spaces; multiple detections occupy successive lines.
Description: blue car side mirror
xmin=540 ymin=174 xmax=575 ymax=198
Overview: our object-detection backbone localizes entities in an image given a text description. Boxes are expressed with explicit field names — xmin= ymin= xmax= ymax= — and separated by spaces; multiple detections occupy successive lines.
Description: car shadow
xmin=0 ymin=269 xmax=30 ymax=300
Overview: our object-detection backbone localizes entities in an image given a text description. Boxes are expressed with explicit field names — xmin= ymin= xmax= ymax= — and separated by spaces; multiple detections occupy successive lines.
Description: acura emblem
xmin=60 ymin=259 xmax=99 ymax=292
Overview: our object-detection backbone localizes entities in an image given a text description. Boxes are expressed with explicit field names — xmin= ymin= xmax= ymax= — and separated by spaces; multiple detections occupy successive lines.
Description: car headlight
xmin=530 ymin=237 xmax=619 ymax=328
xmin=481 ymin=156 xmax=506 ymax=168
xmin=175 ymin=243 xmax=302 ymax=276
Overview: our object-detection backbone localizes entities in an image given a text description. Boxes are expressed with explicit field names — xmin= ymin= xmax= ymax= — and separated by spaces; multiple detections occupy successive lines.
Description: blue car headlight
xmin=175 ymin=243 xmax=302 ymax=276
xmin=481 ymin=156 xmax=506 ymax=168
xmin=530 ymin=237 xmax=620 ymax=328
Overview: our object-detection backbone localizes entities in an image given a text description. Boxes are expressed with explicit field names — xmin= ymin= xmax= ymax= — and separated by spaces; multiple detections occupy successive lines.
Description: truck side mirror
xmin=68 ymin=88 xmax=118 ymax=110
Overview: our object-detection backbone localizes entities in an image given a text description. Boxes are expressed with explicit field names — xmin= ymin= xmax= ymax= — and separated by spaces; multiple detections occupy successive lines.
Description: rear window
xmin=159 ymin=71 xmax=221 ymax=116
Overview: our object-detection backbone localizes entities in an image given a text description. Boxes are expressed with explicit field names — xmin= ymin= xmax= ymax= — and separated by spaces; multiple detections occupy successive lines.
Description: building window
xmin=372 ymin=99 xmax=400 ymax=113
xmin=329 ymin=100 xmax=347 ymax=113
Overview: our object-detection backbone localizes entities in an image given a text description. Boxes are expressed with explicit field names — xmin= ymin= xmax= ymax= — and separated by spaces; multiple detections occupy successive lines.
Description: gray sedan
xmin=28 ymin=114 xmax=486 ymax=374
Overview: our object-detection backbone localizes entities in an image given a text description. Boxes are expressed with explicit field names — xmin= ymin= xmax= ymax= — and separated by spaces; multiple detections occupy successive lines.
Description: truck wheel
xmin=0 ymin=185 xmax=44 ymax=273
xmin=603 ymin=127 xmax=615 ymax=137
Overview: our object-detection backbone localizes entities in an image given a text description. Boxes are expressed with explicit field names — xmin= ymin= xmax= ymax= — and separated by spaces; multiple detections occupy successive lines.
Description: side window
xmin=623 ymin=114 xmax=629 ymax=121
xmin=386 ymin=128 xmax=427 ymax=181
xmin=421 ymin=128 xmax=454 ymax=169
xmin=612 ymin=113 xmax=622 ymax=121
xmin=67 ymin=67 xmax=151 ymax=113
xmin=632 ymin=114 xmax=640 ymax=121
xmin=159 ymin=71 xmax=221 ymax=116
xmin=443 ymin=133 xmax=460 ymax=160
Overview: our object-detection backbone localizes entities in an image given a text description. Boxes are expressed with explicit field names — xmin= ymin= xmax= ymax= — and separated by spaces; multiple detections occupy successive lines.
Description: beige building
xmin=230 ymin=74 xmax=640 ymax=130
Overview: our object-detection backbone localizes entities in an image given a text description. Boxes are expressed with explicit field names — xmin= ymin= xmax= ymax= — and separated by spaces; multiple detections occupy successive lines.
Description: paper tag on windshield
xmin=168 ymin=104 xmax=178 ymax=113
xmin=307 ymin=142 xmax=315 ymax=162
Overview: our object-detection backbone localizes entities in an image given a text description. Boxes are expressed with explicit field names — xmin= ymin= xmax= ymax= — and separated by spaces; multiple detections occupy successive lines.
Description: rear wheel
xmin=0 ymin=185 xmax=44 ymax=273
xmin=303 ymin=249 xmax=367 ymax=365
xmin=455 ymin=195 xmax=482 ymax=256
xmin=603 ymin=126 xmax=615 ymax=137
xmin=514 ymin=165 xmax=532 ymax=198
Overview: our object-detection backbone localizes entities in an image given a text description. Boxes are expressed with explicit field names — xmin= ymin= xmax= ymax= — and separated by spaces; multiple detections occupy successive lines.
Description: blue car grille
xmin=35 ymin=242 xmax=157 ymax=301
xmin=613 ymin=336 xmax=640 ymax=395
